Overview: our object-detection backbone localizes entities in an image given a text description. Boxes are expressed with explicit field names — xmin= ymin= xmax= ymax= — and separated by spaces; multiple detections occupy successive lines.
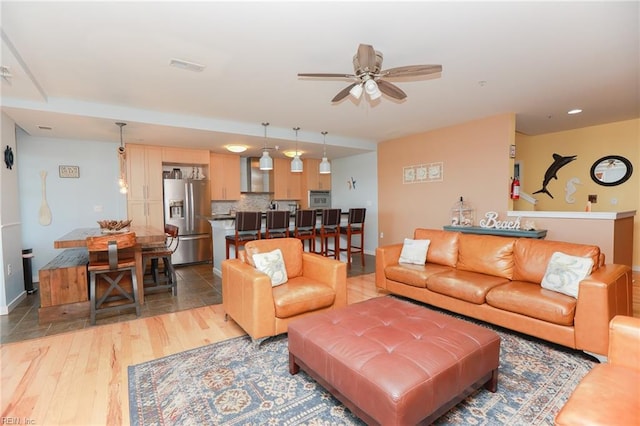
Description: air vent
xmin=37 ymin=125 xmax=53 ymax=130
xmin=169 ymin=58 xmax=205 ymax=72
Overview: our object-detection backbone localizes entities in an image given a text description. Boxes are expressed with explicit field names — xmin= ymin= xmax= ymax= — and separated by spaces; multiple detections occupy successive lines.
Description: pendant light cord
xmin=322 ymin=131 xmax=328 ymax=156
xmin=262 ymin=122 xmax=269 ymax=149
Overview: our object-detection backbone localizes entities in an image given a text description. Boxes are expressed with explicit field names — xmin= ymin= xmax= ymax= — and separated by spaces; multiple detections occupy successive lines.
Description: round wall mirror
xmin=590 ymin=155 xmax=633 ymax=186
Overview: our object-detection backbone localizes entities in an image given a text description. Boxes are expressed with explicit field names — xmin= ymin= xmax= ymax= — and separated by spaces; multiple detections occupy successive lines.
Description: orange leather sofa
xmin=376 ymin=229 xmax=632 ymax=357
xmin=222 ymin=238 xmax=347 ymax=341
xmin=555 ymin=315 xmax=640 ymax=425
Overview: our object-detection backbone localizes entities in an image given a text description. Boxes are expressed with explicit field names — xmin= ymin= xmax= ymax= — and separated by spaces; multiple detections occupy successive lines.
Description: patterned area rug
xmin=128 ymin=306 xmax=596 ymax=425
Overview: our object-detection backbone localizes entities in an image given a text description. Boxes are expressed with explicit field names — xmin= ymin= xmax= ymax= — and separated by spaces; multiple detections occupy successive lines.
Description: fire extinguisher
xmin=511 ymin=176 xmax=520 ymax=200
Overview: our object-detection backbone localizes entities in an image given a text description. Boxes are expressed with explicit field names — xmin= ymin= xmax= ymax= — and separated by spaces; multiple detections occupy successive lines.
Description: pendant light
xmin=259 ymin=122 xmax=273 ymax=170
xmin=319 ymin=131 xmax=331 ymax=174
xmin=291 ymin=127 xmax=303 ymax=173
xmin=116 ymin=122 xmax=128 ymax=194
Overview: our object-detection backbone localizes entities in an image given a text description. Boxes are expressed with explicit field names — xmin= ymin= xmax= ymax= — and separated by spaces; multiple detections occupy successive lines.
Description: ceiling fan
xmin=298 ymin=44 xmax=442 ymax=102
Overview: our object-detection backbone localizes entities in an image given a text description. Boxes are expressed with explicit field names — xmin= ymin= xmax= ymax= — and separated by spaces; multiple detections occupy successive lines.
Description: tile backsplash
xmin=211 ymin=194 xmax=298 ymax=215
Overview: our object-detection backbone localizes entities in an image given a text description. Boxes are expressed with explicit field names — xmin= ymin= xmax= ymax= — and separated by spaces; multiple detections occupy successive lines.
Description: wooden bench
xmin=38 ymin=248 xmax=90 ymax=323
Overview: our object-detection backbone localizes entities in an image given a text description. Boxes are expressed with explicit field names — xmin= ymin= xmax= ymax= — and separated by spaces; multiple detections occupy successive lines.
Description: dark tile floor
xmin=1 ymin=254 xmax=375 ymax=345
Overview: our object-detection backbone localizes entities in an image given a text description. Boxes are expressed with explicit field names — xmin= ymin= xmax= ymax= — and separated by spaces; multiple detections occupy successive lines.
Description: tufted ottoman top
xmin=288 ymin=296 xmax=501 ymax=425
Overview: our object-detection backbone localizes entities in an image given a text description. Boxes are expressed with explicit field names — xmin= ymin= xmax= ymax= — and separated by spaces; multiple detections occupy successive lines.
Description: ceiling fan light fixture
xmin=364 ymin=79 xmax=381 ymax=100
xmin=349 ymin=83 xmax=363 ymax=99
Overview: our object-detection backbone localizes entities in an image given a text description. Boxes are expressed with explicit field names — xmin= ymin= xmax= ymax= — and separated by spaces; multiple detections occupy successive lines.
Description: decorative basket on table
xmin=97 ymin=219 xmax=132 ymax=233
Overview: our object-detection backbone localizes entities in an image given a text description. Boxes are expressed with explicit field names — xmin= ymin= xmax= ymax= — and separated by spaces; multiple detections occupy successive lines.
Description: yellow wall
xmin=377 ymin=113 xmax=515 ymax=245
xmin=515 ymin=118 xmax=639 ymax=267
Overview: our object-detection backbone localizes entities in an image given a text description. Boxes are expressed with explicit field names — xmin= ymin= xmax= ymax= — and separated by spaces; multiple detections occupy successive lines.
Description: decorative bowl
xmin=97 ymin=219 xmax=132 ymax=233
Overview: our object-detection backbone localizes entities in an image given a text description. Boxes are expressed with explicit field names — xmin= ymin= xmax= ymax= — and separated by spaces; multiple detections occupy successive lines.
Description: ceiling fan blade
xmin=376 ymin=80 xmax=407 ymax=100
xmin=380 ymin=65 xmax=443 ymax=78
xmin=331 ymin=83 xmax=358 ymax=102
xmin=298 ymin=73 xmax=356 ymax=79
xmin=357 ymin=44 xmax=377 ymax=73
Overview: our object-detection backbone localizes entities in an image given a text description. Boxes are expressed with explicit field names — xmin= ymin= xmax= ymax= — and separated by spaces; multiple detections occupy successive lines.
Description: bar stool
xmin=293 ymin=209 xmax=317 ymax=252
xmin=317 ymin=208 xmax=341 ymax=260
xmin=339 ymin=208 xmax=366 ymax=267
xmin=225 ymin=211 xmax=262 ymax=258
xmin=263 ymin=210 xmax=290 ymax=239
xmin=86 ymin=232 xmax=140 ymax=325
xmin=141 ymin=224 xmax=179 ymax=295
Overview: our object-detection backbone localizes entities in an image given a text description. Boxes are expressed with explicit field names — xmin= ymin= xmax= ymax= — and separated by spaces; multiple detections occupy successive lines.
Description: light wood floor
xmin=0 ymin=273 xmax=384 ymax=426
xmin=2 ymin=271 xmax=638 ymax=426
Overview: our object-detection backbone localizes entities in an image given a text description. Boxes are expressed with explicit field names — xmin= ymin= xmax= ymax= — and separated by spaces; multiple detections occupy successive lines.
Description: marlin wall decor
xmin=533 ymin=153 xmax=577 ymax=199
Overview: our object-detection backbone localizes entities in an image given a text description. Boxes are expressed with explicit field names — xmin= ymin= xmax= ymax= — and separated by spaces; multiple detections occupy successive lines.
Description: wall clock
xmin=4 ymin=145 xmax=14 ymax=169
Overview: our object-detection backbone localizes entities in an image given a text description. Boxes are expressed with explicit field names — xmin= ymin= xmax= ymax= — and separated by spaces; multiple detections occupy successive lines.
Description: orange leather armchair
xmin=555 ymin=315 xmax=640 ymax=425
xmin=222 ymin=238 xmax=347 ymax=342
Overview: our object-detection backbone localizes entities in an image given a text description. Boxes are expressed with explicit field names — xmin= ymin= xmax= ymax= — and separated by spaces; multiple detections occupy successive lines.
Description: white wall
xmin=17 ymin=129 xmax=127 ymax=280
xmin=1 ymin=114 xmax=25 ymax=314
xmin=331 ymin=151 xmax=378 ymax=255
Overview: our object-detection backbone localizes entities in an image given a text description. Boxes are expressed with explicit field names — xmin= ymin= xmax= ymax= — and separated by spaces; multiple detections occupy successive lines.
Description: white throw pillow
xmin=252 ymin=249 xmax=288 ymax=287
xmin=540 ymin=251 xmax=594 ymax=298
xmin=399 ymin=238 xmax=431 ymax=265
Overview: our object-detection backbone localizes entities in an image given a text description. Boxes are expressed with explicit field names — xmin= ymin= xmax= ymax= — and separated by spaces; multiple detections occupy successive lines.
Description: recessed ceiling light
xmin=169 ymin=58 xmax=205 ymax=72
xmin=567 ymin=109 xmax=583 ymax=115
xmin=225 ymin=145 xmax=247 ymax=153
xmin=283 ymin=150 xmax=304 ymax=158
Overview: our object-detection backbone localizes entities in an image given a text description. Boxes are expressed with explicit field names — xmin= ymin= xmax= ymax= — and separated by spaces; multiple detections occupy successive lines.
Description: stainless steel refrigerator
xmin=163 ymin=179 xmax=212 ymax=265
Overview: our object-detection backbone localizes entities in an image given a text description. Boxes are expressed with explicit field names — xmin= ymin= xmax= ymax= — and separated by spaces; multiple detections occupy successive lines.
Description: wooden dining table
xmin=53 ymin=225 xmax=166 ymax=305
xmin=54 ymin=225 xmax=165 ymax=249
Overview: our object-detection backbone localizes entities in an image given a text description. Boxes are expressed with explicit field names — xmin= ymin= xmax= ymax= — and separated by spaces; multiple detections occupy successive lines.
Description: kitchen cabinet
xmin=300 ymin=159 xmax=331 ymax=208
xmin=209 ymin=153 xmax=241 ymax=200
xmin=273 ymin=158 xmax=301 ymax=200
xmin=162 ymin=146 xmax=210 ymax=165
xmin=126 ymin=144 xmax=164 ymax=228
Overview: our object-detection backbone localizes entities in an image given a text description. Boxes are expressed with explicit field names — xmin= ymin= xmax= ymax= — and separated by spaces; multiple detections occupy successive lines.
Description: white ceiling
xmin=1 ymin=1 xmax=638 ymax=160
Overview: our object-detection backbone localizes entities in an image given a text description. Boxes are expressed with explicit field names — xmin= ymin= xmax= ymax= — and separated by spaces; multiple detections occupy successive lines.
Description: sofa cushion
xmin=486 ymin=281 xmax=576 ymax=326
xmin=252 ymin=248 xmax=288 ymax=286
xmin=540 ymin=252 xmax=594 ymax=298
xmin=456 ymin=234 xmax=515 ymax=279
xmin=399 ymin=238 xmax=431 ymax=265
xmin=272 ymin=277 xmax=336 ymax=318
xmin=244 ymin=238 xmax=303 ymax=278
xmin=427 ymin=270 xmax=510 ymax=304
xmin=513 ymin=239 xmax=600 ymax=284
xmin=413 ymin=228 xmax=459 ymax=267
xmin=385 ymin=263 xmax=452 ymax=289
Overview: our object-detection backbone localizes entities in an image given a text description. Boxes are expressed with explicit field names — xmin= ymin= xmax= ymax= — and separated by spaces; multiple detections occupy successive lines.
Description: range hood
xmin=240 ymin=157 xmax=273 ymax=193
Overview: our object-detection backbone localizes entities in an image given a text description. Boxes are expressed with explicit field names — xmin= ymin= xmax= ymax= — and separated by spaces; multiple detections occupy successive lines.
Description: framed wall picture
xmin=59 ymin=165 xmax=80 ymax=178
xmin=426 ymin=162 xmax=443 ymax=182
xmin=403 ymin=166 xmax=416 ymax=184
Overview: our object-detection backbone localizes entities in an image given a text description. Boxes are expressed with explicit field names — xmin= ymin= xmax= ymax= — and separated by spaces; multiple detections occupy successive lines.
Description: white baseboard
xmin=0 ymin=290 xmax=26 ymax=315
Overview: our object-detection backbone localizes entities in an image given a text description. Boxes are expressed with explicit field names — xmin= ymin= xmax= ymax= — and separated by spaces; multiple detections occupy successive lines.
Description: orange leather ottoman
xmin=288 ymin=296 xmax=501 ymax=425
